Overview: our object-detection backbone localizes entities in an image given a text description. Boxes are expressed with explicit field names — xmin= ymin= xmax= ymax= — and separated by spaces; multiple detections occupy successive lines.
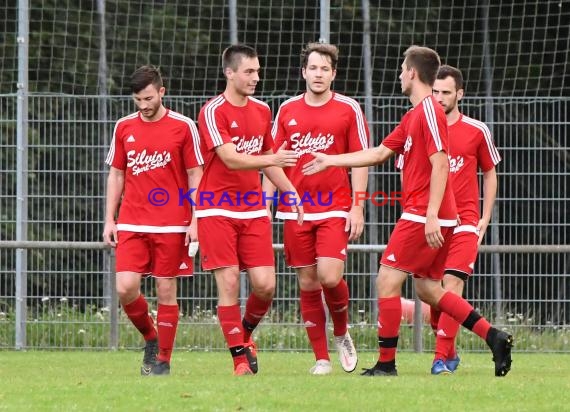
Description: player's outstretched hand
xmin=273 ymin=142 xmax=298 ymax=168
xmin=302 ymin=152 xmax=330 ymax=175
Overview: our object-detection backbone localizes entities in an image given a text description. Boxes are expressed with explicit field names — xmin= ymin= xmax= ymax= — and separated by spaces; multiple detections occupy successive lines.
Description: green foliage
xmin=2 ymin=1 xmax=569 ymax=95
xmin=2 ymin=301 xmax=570 ymax=352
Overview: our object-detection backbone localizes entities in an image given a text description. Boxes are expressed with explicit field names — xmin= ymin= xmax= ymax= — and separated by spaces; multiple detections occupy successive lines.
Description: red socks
xmin=156 ymin=303 xmax=179 ymax=363
xmin=436 ymin=312 xmax=460 ymax=359
xmin=437 ymin=291 xmax=491 ymax=339
xmin=242 ymin=293 xmax=272 ymax=342
xmin=123 ymin=294 xmax=157 ymax=341
xmin=300 ymin=289 xmax=329 ymax=361
xmin=322 ymin=279 xmax=349 ymax=336
xmin=430 ymin=306 xmax=441 ymax=333
xmin=377 ymin=296 xmax=402 ymax=362
xmin=218 ymin=304 xmax=247 ymax=368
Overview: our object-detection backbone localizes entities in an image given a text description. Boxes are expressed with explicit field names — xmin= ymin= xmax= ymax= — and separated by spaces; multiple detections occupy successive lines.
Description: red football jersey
xmin=196 ymin=94 xmax=273 ymax=218
xmin=383 ymin=96 xmax=457 ymax=225
xmin=448 ymin=114 xmax=501 ymax=225
xmin=272 ymin=93 xmax=370 ymax=219
xmin=105 ymin=110 xmax=203 ymax=232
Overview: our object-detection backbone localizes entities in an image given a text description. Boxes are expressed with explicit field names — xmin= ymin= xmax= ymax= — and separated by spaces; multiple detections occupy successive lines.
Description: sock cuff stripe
xmin=462 ymin=311 xmax=481 ymax=330
xmin=378 ymin=336 xmax=399 ymax=348
xmin=229 ymin=345 xmax=246 ymax=357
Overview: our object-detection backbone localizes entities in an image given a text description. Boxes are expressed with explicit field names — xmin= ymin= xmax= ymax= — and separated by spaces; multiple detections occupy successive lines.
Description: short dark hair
xmin=130 ymin=65 xmax=163 ymax=93
xmin=301 ymin=42 xmax=339 ymax=70
xmin=437 ymin=64 xmax=464 ymax=90
xmin=222 ymin=44 xmax=258 ymax=72
xmin=403 ymin=46 xmax=441 ymax=86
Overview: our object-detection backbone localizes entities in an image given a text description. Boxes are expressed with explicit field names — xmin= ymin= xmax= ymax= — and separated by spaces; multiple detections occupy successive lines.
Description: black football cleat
xmin=140 ymin=339 xmax=158 ymax=376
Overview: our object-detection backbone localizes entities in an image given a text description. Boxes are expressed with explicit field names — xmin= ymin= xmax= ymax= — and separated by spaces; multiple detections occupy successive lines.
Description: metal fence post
xmin=361 ymin=0 xmax=379 ymax=323
xmin=413 ymin=293 xmax=424 ymax=353
xmin=239 ymin=272 xmax=247 ymax=313
xmin=109 ymin=248 xmax=119 ymax=350
xmin=319 ymin=0 xmax=330 ymax=43
xmin=15 ymin=0 xmax=29 ymax=351
xmin=481 ymin=0 xmax=503 ymax=324
xmin=228 ymin=0 xmax=237 ymax=44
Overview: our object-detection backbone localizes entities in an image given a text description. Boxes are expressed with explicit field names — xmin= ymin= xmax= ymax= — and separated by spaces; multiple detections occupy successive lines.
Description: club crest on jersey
xmin=448 ymin=155 xmax=465 ymax=173
xmin=232 ymin=135 xmax=264 ymax=155
xmin=290 ymin=131 xmax=334 ymax=156
xmin=127 ymin=149 xmax=172 ymax=176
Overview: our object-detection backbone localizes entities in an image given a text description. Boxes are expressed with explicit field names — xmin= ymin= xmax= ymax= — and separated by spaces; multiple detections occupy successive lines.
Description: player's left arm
xmin=262 ymin=116 xmax=287 ymax=220
xmin=345 ymin=102 xmax=370 ymax=241
xmin=347 ymin=167 xmax=368 ymax=241
xmin=183 ymin=119 xmax=204 ymax=245
xmin=475 ymin=123 xmax=501 ymax=246
xmin=186 ymin=166 xmax=203 ymax=245
xmin=261 ymin=174 xmax=277 ymax=220
xmin=426 ymin=151 xmax=448 ymax=249
xmin=478 ymin=167 xmax=498 ymax=245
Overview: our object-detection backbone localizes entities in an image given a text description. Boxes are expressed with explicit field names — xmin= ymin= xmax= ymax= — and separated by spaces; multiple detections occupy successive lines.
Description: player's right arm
xmin=302 ymin=143 xmax=394 ymax=175
xmin=214 ymin=141 xmax=297 ymax=170
xmin=103 ymin=167 xmax=124 ymax=247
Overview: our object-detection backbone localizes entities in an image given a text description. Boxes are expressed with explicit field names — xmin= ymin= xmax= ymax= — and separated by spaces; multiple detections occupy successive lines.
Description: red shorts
xmin=283 ymin=218 xmax=349 ymax=267
xmin=444 ymin=228 xmax=479 ymax=278
xmin=115 ymin=231 xmax=193 ymax=277
xmin=198 ymin=216 xmax=274 ymax=271
xmin=380 ymin=219 xmax=454 ymax=280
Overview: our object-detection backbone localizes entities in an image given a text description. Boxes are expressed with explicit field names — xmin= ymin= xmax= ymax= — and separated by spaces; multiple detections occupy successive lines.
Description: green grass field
xmin=1 ymin=351 xmax=569 ymax=411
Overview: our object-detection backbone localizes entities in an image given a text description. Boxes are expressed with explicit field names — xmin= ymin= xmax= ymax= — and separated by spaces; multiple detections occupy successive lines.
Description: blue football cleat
xmin=431 ymin=359 xmax=452 ymax=375
xmin=445 ymin=355 xmax=461 ymax=372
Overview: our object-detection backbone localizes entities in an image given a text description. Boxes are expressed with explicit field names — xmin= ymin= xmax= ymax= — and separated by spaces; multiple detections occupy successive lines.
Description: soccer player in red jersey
xmin=303 ymin=46 xmax=513 ymax=377
xmin=263 ymin=42 xmax=369 ymax=375
xmin=103 ymin=65 xmax=204 ymax=375
xmin=428 ymin=65 xmax=502 ymax=374
xmin=196 ymin=44 xmax=303 ymax=376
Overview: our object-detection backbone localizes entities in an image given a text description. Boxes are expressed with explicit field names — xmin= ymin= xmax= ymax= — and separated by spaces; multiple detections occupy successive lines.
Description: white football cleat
xmin=309 ymin=359 xmax=332 ymax=375
xmin=334 ymin=331 xmax=358 ymax=372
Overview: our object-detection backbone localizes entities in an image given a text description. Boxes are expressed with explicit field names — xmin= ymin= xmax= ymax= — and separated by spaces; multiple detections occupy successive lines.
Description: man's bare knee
xmin=116 ymin=272 xmax=141 ymax=304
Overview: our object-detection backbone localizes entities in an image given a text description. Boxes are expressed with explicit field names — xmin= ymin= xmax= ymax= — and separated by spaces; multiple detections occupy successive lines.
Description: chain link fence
xmin=1 ymin=94 xmax=568 ymax=352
